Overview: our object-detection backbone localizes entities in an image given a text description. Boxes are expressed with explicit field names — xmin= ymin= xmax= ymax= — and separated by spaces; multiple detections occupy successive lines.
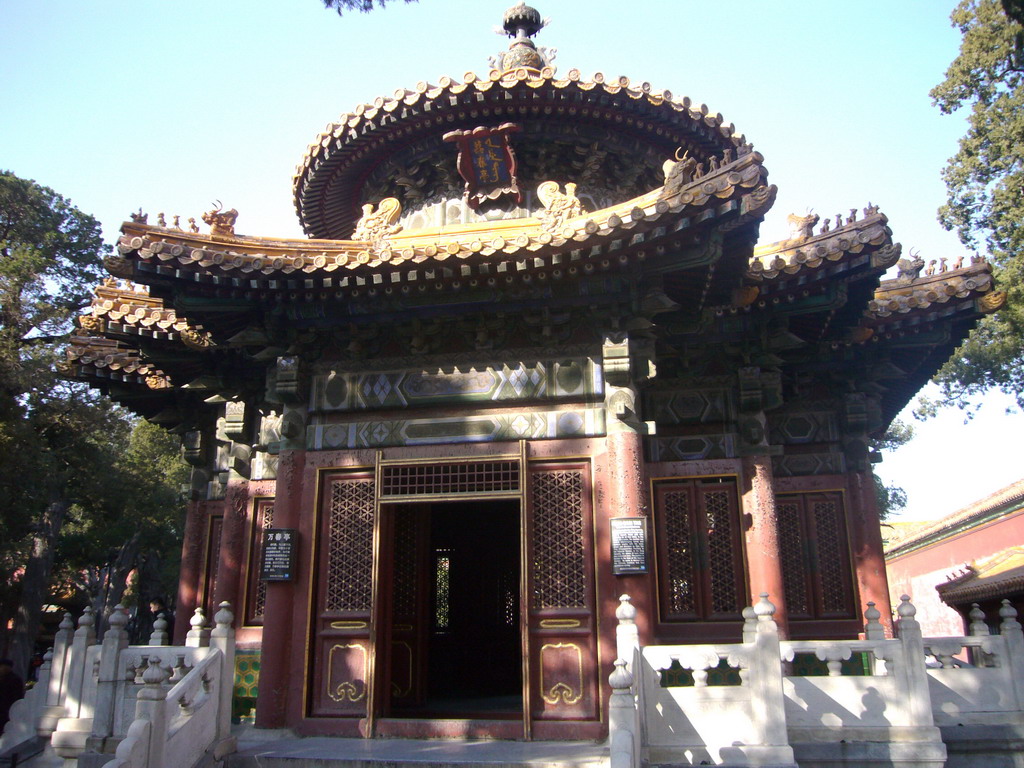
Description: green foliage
xmin=321 ymin=0 xmax=418 ymax=15
xmin=930 ymin=1 xmax=1024 ymax=409
xmin=0 ymin=171 xmax=185 ymax=662
xmin=58 ymin=418 xmax=188 ymax=611
xmin=0 ymin=171 xmax=106 ymax=396
xmin=0 ymin=171 xmax=109 ymax=591
xmin=874 ymin=475 xmax=908 ymax=521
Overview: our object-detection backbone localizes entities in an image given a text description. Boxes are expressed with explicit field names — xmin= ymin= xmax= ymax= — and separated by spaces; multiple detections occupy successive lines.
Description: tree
xmin=321 ymin=0 xmax=418 ymax=14
xmin=0 ymin=172 xmax=185 ymax=673
xmin=929 ymin=0 xmax=1024 ymax=410
xmin=58 ymin=419 xmax=188 ymax=639
xmin=0 ymin=171 xmax=108 ymax=671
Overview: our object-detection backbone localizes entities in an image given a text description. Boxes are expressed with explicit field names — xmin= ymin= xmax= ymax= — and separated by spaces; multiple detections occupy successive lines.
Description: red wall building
xmin=885 ymin=479 xmax=1024 ymax=636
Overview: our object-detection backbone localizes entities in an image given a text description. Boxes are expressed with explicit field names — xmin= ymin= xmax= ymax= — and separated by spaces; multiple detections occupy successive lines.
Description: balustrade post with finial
xmin=149 ymin=612 xmax=169 ymax=646
xmin=998 ymin=600 xmax=1024 ymax=709
xmin=968 ymin=603 xmax=989 ymax=637
xmin=742 ymin=605 xmax=757 ymax=644
xmin=894 ymin=595 xmax=935 ymax=728
xmin=185 ymin=607 xmax=210 ymax=648
xmin=91 ymin=604 xmax=131 ymax=743
xmin=863 ymin=601 xmax=887 ymax=674
xmin=608 ymin=658 xmax=639 ymax=768
xmin=210 ymin=602 xmax=236 ymax=745
xmin=615 ymin=595 xmax=639 ymax=675
xmin=134 ymin=656 xmax=170 ymax=768
xmin=63 ymin=607 xmax=97 ymax=719
xmin=749 ymin=594 xmax=790 ymax=751
xmin=39 ymin=612 xmax=75 ymax=737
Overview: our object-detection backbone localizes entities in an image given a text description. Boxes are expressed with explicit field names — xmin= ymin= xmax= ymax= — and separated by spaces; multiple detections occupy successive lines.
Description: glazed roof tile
xmin=885 ymin=478 xmax=1024 ymax=556
xmin=867 ymin=264 xmax=1003 ymax=321
xmin=936 ymin=546 xmax=1024 ymax=604
xmin=62 ymin=333 xmax=171 ymax=389
xmin=749 ymin=208 xmax=896 ymax=282
xmin=293 ymin=68 xmax=750 ymax=239
xmin=79 ymin=278 xmax=214 ymax=347
xmin=109 ymin=150 xmax=772 ymax=292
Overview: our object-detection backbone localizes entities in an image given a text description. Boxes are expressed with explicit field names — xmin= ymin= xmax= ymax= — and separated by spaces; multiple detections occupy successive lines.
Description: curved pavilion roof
xmin=292 ymin=67 xmax=749 ymax=240
xmin=62 ymin=4 xmax=1004 ymax=437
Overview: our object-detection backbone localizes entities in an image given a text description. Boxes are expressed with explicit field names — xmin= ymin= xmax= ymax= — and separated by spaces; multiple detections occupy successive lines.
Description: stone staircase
xmin=227 ymin=736 xmax=609 ymax=768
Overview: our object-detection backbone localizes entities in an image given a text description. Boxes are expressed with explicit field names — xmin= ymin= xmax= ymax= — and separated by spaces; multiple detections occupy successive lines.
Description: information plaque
xmin=260 ymin=528 xmax=297 ymax=581
xmin=610 ymin=517 xmax=648 ymax=575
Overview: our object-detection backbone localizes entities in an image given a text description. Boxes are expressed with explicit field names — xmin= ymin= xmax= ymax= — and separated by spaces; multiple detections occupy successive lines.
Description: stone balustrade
xmin=611 ymin=594 xmax=1024 ymax=768
xmin=0 ymin=603 xmax=236 ymax=768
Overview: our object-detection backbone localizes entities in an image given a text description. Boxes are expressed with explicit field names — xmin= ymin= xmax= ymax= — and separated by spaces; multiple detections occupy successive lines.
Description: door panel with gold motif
xmin=310 ymin=472 xmax=375 ymax=717
xmin=526 ymin=461 xmax=598 ymax=722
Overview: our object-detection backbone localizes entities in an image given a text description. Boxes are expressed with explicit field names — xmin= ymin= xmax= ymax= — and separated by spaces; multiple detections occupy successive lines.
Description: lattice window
xmin=530 ymin=468 xmax=586 ymax=610
xmin=434 ymin=549 xmax=451 ymax=630
xmin=247 ymin=500 xmax=275 ymax=624
xmin=705 ymin=490 xmax=739 ymax=615
xmin=662 ymin=489 xmax=696 ymax=615
xmin=777 ymin=500 xmax=809 ymax=617
xmin=774 ymin=492 xmax=855 ymax=621
xmin=392 ymin=508 xmax=419 ymax=618
xmin=813 ymin=499 xmax=848 ymax=614
xmin=654 ymin=478 xmax=744 ymax=622
xmin=325 ymin=477 xmax=375 ymax=612
xmin=380 ymin=460 xmax=519 ymax=498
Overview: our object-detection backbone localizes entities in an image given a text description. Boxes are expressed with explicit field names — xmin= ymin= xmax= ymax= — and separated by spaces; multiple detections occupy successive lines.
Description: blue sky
xmin=3 ymin=0 xmax=1020 ymax=520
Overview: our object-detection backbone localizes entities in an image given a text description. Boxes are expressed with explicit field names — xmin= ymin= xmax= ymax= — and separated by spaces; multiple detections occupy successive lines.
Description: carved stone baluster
xmin=185 ymin=607 xmax=210 ymax=648
xmin=742 ymin=605 xmax=757 ymax=644
xmin=168 ymin=654 xmax=188 ymax=684
xmin=615 ymin=595 xmax=639 ymax=676
xmin=865 ymin=602 xmax=885 ymax=640
xmin=608 ymin=658 xmax=638 ymax=768
xmin=969 ymin=603 xmax=989 ymax=636
xmin=999 ymin=600 xmax=1024 ymax=708
xmin=150 ymin=612 xmax=170 ymax=646
xmin=692 ymin=665 xmax=709 ymax=687
xmin=210 ymin=602 xmax=236 ymax=743
xmin=895 ymin=595 xmax=936 ymax=728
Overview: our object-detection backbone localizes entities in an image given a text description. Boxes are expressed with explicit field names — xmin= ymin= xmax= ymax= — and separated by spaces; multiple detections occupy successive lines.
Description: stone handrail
xmin=610 ymin=594 xmax=1024 ymax=767
xmin=2 ymin=601 xmax=235 ymax=768
xmin=104 ymin=601 xmax=235 ymax=768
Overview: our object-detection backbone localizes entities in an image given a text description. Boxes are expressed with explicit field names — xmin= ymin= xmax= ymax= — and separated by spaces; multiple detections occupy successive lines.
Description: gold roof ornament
xmin=537 ymin=181 xmax=586 ymax=234
xmin=201 ymin=201 xmax=238 ymax=238
xmin=352 ymin=198 xmax=402 ymax=242
xmin=491 ymin=3 xmax=554 ymax=75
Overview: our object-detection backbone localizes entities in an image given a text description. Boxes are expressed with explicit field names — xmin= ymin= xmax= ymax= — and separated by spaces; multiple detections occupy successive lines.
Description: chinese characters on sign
xmin=443 ymin=123 xmax=522 ymax=209
xmin=610 ymin=517 xmax=648 ymax=575
xmin=260 ymin=528 xmax=297 ymax=581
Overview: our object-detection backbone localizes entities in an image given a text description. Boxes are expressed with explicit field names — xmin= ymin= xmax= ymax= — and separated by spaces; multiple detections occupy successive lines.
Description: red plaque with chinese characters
xmin=443 ymin=123 xmax=522 ymax=209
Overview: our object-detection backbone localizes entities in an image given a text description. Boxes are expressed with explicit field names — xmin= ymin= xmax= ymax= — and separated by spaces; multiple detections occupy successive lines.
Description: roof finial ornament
xmin=490 ymin=3 xmax=556 ymax=75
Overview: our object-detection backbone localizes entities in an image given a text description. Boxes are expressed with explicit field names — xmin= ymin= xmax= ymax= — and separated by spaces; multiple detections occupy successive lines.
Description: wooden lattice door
xmin=526 ymin=461 xmax=598 ymax=723
xmin=652 ymin=478 xmax=746 ymax=622
xmin=776 ymin=492 xmax=856 ymax=620
xmin=310 ymin=471 xmax=376 ymax=718
xmin=385 ymin=505 xmax=430 ymax=712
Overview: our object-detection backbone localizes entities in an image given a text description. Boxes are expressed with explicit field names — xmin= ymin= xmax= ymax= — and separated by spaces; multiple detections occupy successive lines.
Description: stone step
xmin=226 ymin=736 xmax=609 ymax=768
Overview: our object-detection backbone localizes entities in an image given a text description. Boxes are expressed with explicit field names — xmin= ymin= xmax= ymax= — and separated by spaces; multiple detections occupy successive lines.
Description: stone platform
xmin=227 ymin=736 xmax=610 ymax=768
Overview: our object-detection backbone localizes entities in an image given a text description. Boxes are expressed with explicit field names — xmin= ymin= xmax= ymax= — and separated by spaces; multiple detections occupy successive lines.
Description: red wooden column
xmin=741 ymin=455 xmax=789 ymax=638
xmin=174 ymin=497 xmax=207 ymax=644
xmin=255 ymin=448 xmax=306 ymax=728
xmin=848 ymin=469 xmax=894 ymax=635
xmin=212 ymin=473 xmax=250 ymax=611
xmin=604 ymin=430 xmax=654 ymax=635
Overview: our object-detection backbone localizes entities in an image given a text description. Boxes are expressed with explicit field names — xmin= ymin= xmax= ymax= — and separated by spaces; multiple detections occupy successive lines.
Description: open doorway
xmin=385 ymin=500 xmax=522 ymax=718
